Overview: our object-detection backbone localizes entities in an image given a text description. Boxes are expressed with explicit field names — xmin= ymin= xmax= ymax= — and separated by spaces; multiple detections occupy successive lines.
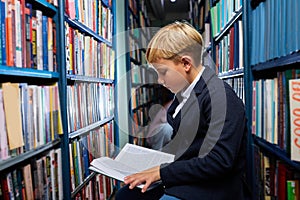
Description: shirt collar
xmin=179 ymin=66 xmax=205 ymax=100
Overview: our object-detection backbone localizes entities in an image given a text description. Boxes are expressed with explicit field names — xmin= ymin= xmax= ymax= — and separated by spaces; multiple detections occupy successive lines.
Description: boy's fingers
xmin=141 ymin=181 xmax=151 ymax=193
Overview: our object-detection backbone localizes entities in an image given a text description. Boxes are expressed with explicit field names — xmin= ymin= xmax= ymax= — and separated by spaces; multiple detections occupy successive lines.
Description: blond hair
xmin=146 ymin=21 xmax=204 ymax=66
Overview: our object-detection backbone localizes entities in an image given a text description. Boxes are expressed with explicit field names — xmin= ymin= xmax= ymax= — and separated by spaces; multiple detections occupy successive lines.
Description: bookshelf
xmin=0 ymin=0 xmax=118 ymax=199
xmin=191 ymin=0 xmax=211 ymax=56
xmin=206 ymin=0 xmax=252 ymax=193
xmin=64 ymin=0 xmax=117 ymax=199
xmin=208 ymin=0 xmax=245 ymax=102
xmin=244 ymin=0 xmax=300 ymax=199
xmin=125 ymin=0 xmax=154 ymax=146
xmin=0 ymin=0 xmax=64 ymax=199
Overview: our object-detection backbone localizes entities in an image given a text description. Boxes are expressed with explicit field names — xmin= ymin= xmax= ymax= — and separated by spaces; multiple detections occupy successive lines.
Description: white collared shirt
xmin=172 ymin=67 xmax=205 ymax=118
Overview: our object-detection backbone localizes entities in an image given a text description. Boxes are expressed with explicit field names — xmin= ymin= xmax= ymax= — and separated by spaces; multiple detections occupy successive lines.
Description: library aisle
xmin=0 ymin=0 xmax=299 ymax=199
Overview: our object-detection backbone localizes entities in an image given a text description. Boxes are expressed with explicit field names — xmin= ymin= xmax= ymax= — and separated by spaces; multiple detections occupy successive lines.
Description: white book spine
xmin=38 ymin=87 xmax=44 ymax=146
xmin=55 ymin=148 xmax=63 ymax=200
xmin=289 ymin=79 xmax=300 ymax=161
xmin=15 ymin=0 xmax=22 ymax=67
xmin=36 ymin=10 xmax=43 ymax=70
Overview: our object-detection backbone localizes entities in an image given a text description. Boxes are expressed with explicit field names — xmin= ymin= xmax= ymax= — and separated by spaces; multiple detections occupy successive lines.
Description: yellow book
xmin=2 ymin=83 xmax=24 ymax=149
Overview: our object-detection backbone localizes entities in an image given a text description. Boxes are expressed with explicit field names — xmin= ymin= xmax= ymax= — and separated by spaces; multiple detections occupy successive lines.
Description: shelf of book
xmin=30 ymin=0 xmax=57 ymax=11
xmin=207 ymin=0 xmax=245 ymax=103
xmin=0 ymin=139 xmax=60 ymax=173
xmin=0 ymin=0 xmax=66 ymax=197
xmin=218 ymin=68 xmax=244 ymax=79
xmin=214 ymin=8 xmax=242 ymax=42
xmin=210 ymin=0 xmax=242 ymax=40
xmin=253 ymin=136 xmax=300 ymax=171
xmin=125 ymin=0 xmax=152 ymax=146
xmin=71 ymin=172 xmax=117 ymax=199
xmin=71 ymin=172 xmax=96 ymax=198
xmin=67 ymin=74 xmax=114 ymax=84
xmin=0 ymin=65 xmax=60 ymax=79
xmin=63 ymin=0 xmax=117 ymax=198
xmin=252 ymin=52 xmax=300 ymax=72
xmin=65 ymin=16 xmax=113 ymax=47
xmin=69 ymin=116 xmax=115 ymax=139
xmin=244 ymin=0 xmax=300 ymax=198
xmin=208 ymin=0 xmax=244 ymax=76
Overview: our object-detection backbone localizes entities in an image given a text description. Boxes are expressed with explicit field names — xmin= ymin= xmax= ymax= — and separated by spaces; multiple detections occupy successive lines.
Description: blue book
xmin=251 ymin=8 xmax=260 ymax=65
xmin=269 ymin=0 xmax=275 ymax=60
xmin=95 ymin=0 xmax=99 ymax=35
xmin=281 ymin=0 xmax=287 ymax=56
xmin=233 ymin=22 xmax=239 ymax=70
xmin=102 ymin=0 xmax=109 ymax=7
xmin=42 ymin=15 xmax=48 ymax=71
xmin=291 ymin=0 xmax=300 ymax=52
xmin=250 ymin=7 xmax=257 ymax=66
xmin=294 ymin=0 xmax=299 ymax=52
xmin=80 ymin=136 xmax=90 ymax=178
xmin=75 ymin=0 xmax=79 ymax=20
xmin=258 ymin=3 xmax=265 ymax=64
xmin=273 ymin=0 xmax=279 ymax=58
xmin=286 ymin=0 xmax=292 ymax=54
xmin=1 ymin=0 xmax=6 ymax=65
xmin=264 ymin=0 xmax=270 ymax=62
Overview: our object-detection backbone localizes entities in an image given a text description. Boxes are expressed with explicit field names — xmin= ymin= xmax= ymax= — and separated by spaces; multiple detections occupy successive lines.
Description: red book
xmin=277 ymin=162 xmax=287 ymax=200
xmin=6 ymin=0 xmax=14 ymax=66
xmin=19 ymin=0 xmax=25 ymax=67
xmin=1 ymin=177 xmax=10 ymax=200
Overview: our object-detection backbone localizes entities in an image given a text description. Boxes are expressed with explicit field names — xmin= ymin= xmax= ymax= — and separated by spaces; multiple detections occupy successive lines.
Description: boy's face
xmin=153 ymin=58 xmax=189 ymax=94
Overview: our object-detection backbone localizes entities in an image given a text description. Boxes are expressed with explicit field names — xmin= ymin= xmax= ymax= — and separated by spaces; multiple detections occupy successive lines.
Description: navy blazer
xmin=160 ymin=67 xmax=250 ymax=200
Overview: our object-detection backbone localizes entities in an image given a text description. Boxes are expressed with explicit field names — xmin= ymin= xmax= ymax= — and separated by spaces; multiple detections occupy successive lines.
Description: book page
xmin=91 ymin=156 xmax=137 ymax=175
xmin=90 ymin=143 xmax=174 ymax=190
xmin=115 ymin=143 xmax=174 ymax=172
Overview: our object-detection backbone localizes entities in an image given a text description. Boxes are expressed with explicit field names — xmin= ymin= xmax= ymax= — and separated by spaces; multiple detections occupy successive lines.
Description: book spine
xmin=15 ymin=0 xmax=22 ymax=67
xmin=25 ymin=3 xmax=32 ymax=68
xmin=47 ymin=17 xmax=53 ymax=71
xmin=289 ymin=79 xmax=300 ymax=161
xmin=6 ymin=0 xmax=13 ymax=66
xmin=42 ymin=15 xmax=48 ymax=71
xmin=31 ymin=9 xmax=37 ymax=69
xmin=0 ymin=0 xmax=6 ymax=65
xmin=0 ymin=89 xmax=9 ymax=160
xmin=36 ymin=10 xmax=43 ymax=70
xmin=52 ymin=21 xmax=57 ymax=71
xmin=20 ymin=0 xmax=26 ymax=68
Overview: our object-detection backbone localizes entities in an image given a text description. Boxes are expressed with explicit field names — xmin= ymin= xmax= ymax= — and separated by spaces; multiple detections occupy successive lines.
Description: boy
xmin=116 ymin=21 xmax=250 ymax=200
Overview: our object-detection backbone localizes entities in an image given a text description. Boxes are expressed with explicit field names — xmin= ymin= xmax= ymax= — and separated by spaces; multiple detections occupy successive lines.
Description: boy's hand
xmin=124 ymin=166 xmax=160 ymax=193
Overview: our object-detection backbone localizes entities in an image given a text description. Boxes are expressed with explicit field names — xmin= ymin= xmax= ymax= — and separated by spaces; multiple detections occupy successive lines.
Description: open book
xmin=89 ymin=143 xmax=174 ymax=190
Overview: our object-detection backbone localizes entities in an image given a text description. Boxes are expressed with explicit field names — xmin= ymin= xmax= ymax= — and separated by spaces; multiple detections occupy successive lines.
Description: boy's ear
xmin=181 ymin=56 xmax=193 ymax=71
